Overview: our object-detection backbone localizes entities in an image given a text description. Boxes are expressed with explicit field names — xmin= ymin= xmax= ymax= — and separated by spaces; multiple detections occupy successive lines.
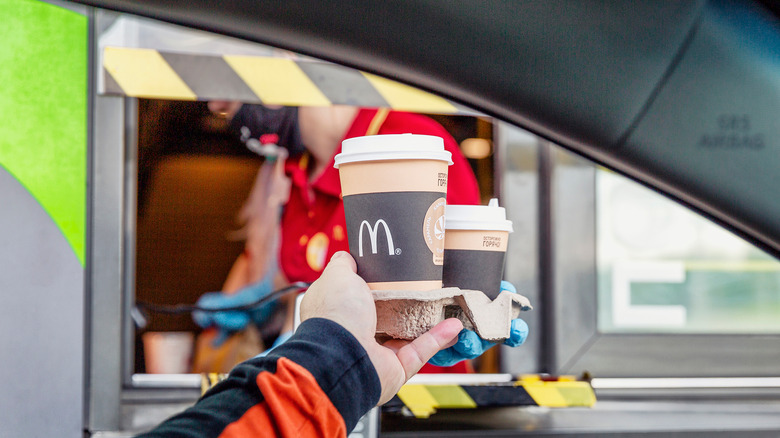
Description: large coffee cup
xmin=442 ymin=198 xmax=513 ymax=299
xmin=334 ymin=134 xmax=452 ymax=290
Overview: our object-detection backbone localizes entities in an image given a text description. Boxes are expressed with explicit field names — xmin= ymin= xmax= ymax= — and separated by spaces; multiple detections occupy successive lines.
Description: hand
xmin=428 ymin=281 xmax=529 ymax=367
xmin=300 ymin=252 xmax=463 ymax=405
xmin=192 ymin=275 xmax=277 ymax=345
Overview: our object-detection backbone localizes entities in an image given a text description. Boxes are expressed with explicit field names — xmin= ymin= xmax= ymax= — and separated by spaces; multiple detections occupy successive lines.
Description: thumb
xmin=299 ymin=251 xmax=364 ymax=324
xmin=323 ymin=251 xmax=357 ymax=274
xmin=395 ymin=318 xmax=463 ymax=380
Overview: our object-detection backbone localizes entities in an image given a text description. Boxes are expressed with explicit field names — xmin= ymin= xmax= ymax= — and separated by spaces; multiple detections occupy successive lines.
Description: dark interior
xmin=131 ymin=99 xmax=495 ymax=371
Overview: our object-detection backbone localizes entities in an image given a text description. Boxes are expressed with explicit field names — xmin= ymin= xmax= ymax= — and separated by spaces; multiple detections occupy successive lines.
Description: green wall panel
xmin=0 ymin=0 xmax=88 ymax=266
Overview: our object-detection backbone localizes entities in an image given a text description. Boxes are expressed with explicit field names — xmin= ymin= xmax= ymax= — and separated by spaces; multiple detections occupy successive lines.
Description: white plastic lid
xmin=445 ymin=198 xmax=514 ymax=232
xmin=333 ymin=133 xmax=453 ymax=168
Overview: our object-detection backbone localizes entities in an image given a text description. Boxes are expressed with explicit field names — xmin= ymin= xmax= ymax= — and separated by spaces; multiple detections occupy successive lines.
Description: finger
xmin=192 ymin=310 xmax=212 ymax=329
xmin=300 ymin=251 xmax=367 ymax=324
xmin=452 ymin=329 xmax=486 ymax=357
xmin=380 ymin=338 xmax=409 ymax=354
xmin=428 ymin=347 xmax=462 ymax=367
xmin=302 ymin=251 xmax=357 ymax=306
xmin=499 ymin=280 xmax=517 ymax=294
xmin=442 ymin=331 xmax=461 ymax=349
xmin=395 ymin=318 xmax=463 ymax=380
xmin=324 ymin=251 xmax=357 ymax=273
xmin=275 ymin=147 xmax=289 ymax=162
xmin=329 ymin=250 xmax=355 ymax=267
xmin=480 ymin=336 xmax=497 ymax=352
xmin=214 ymin=311 xmax=249 ymax=331
xmin=504 ymin=318 xmax=529 ymax=347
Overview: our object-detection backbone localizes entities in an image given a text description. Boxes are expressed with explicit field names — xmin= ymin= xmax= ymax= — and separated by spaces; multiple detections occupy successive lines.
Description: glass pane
xmin=597 ymin=169 xmax=780 ymax=333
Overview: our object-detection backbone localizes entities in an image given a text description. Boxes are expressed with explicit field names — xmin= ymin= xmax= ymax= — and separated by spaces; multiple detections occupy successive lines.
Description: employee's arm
xmin=137 ymin=252 xmax=462 ymax=437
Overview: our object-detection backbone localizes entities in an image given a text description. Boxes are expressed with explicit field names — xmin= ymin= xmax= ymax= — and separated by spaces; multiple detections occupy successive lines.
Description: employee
xmin=196 ymin=103 xmax=485 ymax=372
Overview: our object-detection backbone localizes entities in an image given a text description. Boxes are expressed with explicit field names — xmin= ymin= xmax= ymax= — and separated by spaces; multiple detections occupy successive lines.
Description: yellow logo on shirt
xmin=306 ymin=232 xmax=330 ymax=272
xmin=332 ymin=225 xmax=345 ymax=241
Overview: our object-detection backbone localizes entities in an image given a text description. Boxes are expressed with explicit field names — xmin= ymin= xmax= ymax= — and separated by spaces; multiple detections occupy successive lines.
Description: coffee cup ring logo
xmin=423 ymin=197 xmax=447 ymax=266
xmin=434 ymin=216 xmax=445 ymax=240
xmin=358 ymin=219 xmax=398 ymax=257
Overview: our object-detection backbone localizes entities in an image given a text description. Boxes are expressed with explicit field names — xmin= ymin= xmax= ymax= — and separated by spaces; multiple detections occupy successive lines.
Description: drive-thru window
xmin=3 ymin=1 xmax=780 ymax=436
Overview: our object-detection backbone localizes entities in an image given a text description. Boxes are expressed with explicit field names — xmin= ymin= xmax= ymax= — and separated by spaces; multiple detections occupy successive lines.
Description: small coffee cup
xmin=442 ymin=198 xmax=513 ymax=299
xmin=335 ymin=134 xmax=452 ymax=290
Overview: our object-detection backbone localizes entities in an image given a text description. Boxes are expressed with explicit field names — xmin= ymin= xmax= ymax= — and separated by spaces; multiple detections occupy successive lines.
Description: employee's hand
xmin=192 ymin=275 xmax=277 ymax=345
xmin=301 ymin=252 xmax=463 ymax=405
xmin=428 ymin=281 xmax=529 ymax=367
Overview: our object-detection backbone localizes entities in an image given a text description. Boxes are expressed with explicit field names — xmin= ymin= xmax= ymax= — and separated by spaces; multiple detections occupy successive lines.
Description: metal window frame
xmin=88 ymin=82 xmax=126 ymax=430
xmin=83 ymin=10 xmax=780 ymax=433
xmin=88 ymin=8 xmax=147 ymax=432
xmin=496 ymin=122 xmax=542 ymax=374
xmin=547 ymin=143 xmax=780 ymax=378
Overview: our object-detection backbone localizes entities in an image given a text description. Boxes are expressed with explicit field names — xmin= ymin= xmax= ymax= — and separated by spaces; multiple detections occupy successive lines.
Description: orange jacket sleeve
xmin=136 ymin=318 xmax=380 ymax=437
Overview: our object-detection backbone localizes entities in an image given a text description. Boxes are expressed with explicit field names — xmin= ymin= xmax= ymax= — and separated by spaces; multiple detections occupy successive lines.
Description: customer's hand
xmin=300 ymin=252 xmax=463 ymax=405
xmin=428 ymin=281 xmax=529 ymax=367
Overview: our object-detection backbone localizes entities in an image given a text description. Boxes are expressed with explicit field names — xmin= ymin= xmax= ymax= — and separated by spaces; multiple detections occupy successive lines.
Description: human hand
xmin=300 ymin=252 xmax=463 ymax=405
xmin=192 ymin=275 xmax=277 ymax=345
xmin=428 ymin=281 xmax=529 ymax=367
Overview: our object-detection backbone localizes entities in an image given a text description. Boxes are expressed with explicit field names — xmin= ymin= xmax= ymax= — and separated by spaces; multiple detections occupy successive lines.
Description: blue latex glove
xmin=429 ymin=281 xmax=529 ymax=367
xmin=192 ymin=274 xmax=277 ymax=345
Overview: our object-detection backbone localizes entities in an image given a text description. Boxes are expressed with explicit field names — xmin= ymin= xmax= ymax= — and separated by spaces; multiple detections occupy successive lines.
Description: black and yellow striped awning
xmin=393 ymin=375 xmax=596 ymax=418
xmin=102 ymin=46 xmax=472 ymax=114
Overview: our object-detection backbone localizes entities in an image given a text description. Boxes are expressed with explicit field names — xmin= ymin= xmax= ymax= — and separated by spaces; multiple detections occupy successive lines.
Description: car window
xmin=597 ymin=169 xmax=780 ymax=334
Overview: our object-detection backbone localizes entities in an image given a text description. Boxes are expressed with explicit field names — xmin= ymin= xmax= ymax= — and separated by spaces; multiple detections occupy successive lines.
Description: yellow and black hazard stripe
xmin=391 ymin=375 xmax=597 ymax=418
xmin=102 ymin=46 xmax=474 ymax=114
xmin=201 ymin=373 xmax=228 ymax=395
xmin=200 ymin=373 xmax=595 ymax=418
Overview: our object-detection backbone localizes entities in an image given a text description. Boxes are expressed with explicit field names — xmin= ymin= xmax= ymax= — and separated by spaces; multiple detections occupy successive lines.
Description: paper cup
xmin=335 ymin=134 xmax=453 ymax=290
xmin=442 ymin=198 xmax=513 ymax=299
xmin=142 ymin=331 xmax=194 ymax=374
